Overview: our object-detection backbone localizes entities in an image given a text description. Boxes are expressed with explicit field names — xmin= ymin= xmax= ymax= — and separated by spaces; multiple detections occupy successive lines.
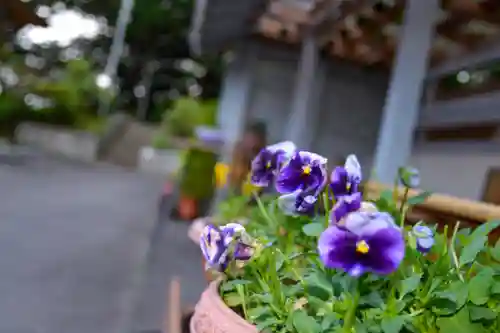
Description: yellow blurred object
xmin=242 ymin=175 xmax=259 ymax=196
xmin=214 ymin=162 xmax=258 ymax=195
xmin=215 ymin=163 xmax=229 ymax=188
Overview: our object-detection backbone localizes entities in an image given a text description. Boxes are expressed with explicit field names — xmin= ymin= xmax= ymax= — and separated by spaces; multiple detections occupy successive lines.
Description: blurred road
xmin=0 ymin=148 xmax=204 ymax=333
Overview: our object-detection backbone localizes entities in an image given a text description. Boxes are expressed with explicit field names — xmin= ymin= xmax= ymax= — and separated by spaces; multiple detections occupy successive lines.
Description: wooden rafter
xmin=255 ymin=0 xmax=500 ymax=70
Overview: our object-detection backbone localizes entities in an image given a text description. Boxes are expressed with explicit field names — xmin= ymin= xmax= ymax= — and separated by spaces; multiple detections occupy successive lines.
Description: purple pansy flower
xmin=330 ymin=154 xmax=362 ymax=198
xmin=278 ymin=189 xmax=317 ymax=217
xmin=200 ymin=223 xmax=252 ymax=272
xmin=195 ymin=126 xmax=224 ymax=147
xmin=251 ymin=141 xmax=297 ymax=187
xmin=318 ymin=211 xmax=405 ymax=277
xmin=275 ymin=151 xmax=327 ymax=195
xmin=330 ymin=192 xmax=362 ymax=223
xmin=411 ymin=224 xmax=434 ymax=253
xmin=398 ymin=166 xmax=420 ymax=189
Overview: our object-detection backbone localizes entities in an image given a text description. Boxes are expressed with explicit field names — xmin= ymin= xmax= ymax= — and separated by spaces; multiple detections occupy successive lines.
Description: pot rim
xmin=191 ymin=279 xmax=258 ymax=332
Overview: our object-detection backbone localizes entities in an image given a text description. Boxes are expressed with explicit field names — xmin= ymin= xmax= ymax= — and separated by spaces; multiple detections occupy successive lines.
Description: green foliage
xmin=216 ymin=186 xmax=500 ymax=333
xmin=0 ymin=55 xmax=111 ymax=136
xmin=177 ymin=98 xmax=218 ymax=199
xmin=180 ymin=148 xmax=217 ymax=199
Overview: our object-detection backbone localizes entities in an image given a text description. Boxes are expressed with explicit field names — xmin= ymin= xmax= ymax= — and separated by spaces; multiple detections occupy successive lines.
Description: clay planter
xmin=201 ymin=257 xmax=215 ymax=283
xmin=190 ymin=280 xmax=257 ymax=333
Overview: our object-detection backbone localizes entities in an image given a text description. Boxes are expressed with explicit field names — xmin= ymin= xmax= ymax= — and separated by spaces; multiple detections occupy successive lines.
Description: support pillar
xmin=209 ymin=45 xmax=256 ymax=214
xmin=371 ymin=0 xmax=439 ymax=184
xmin=217 ymin=46 xmax=256 ymax=163
xmin=286 ymin=34 xmax=323 ymax=150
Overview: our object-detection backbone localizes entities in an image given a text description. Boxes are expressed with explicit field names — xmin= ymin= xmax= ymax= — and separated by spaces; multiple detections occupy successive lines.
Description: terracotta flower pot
xmin=201 ymin=257 xmax=215 ymax=283
xmin=190 ymin=280 xmax=257 ymax=333
xmin=179 ymin=196 xmax=197 ymax=220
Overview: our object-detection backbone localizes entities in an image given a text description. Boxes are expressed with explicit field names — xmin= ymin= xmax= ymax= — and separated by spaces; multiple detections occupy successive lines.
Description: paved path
xmin=0 ymin=149 xmax=170 ymax=333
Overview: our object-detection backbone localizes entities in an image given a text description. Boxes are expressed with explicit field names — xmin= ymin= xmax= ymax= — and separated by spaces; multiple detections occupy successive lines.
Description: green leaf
xmin=380 ymin=189 xmax=394 ymax=203
xmin=321 ymin=313 xmax=341 ymax=330
xmin=436 ymin=307 xmax=487 ymax=333
xmin=305 ymin=272 xmax=333 ymax=301
xmin=255 ymin=317 xmax=281 ymax=331
xmin=406 ymin=191 xmax=432 ymax=205
xmin=360 ymin=292 xmax=384 ymax=308
xmin=431 ymin=281 xmax=468 ymax=315
xmin=474 ymin=220 xmax=500 ymax=236
xmin=490 ymin=238 xmax=500 ymax=262
xmin=468 ymin=305 xmax=497 ymax=321
xmin=220 ymin=279 xmax=252 ymax=291
xmin=292 ymin=309 xmax=322 ymax=333
xmin=247 ymin=306 xmax=271 ymax=322
xmin=492 ymin=281 xmax=500 ymax=295
xmin=468 ymin=268 xmax=494 ymax=305
xmin=381 ymin=316 xmax=407 ymax=333
xmin=398 ymin=274 xmax=422 ymax=299
xmin=459 ymin=220 xmax=500 ymax=266
xmin=223 ymin=293 xmax=242 ymax=307
xmin=302 ymin=222 xmax=324 ymax=237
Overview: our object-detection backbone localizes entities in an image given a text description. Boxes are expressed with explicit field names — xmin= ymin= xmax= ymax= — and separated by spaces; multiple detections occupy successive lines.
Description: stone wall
xmin=15 ymin=122 xmax=99 ymax=163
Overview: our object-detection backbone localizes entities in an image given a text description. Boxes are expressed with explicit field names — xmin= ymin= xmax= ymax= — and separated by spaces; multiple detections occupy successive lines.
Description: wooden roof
xmin=2 ymin=0 xmax=47 ymax=29
xmin=255 ymin=0 xmax=500 ymax=69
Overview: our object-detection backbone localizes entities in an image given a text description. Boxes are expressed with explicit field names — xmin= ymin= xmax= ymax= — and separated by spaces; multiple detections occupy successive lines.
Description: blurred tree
xmin=53 ymin=0 xmax=224 ymax=120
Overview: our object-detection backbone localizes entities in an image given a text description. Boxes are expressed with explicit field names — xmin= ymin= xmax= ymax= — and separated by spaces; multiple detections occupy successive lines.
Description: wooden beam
xmin=427 ymin=41 xmax=500 ymax=79
xmin=420 ymin=91 xmax=500 ymax=127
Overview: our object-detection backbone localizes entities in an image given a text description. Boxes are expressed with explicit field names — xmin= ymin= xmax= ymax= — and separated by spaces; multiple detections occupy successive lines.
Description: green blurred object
xmin=179 ymin=98 xmax=219 ymax=200
xmin=180 ymin=148 xmax=217 ymax=199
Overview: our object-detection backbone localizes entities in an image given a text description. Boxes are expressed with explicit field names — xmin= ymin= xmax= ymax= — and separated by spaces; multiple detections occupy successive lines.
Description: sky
xmin=17 ymin=3 xmax=107 ymax=49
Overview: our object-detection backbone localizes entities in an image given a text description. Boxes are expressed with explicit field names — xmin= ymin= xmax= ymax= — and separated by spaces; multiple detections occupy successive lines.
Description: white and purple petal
xmin=344 ymin=154 xmax=362 ymax=183
xmin=330 ymin=192 xmax=362 ymax=224
xmin=278 ymin=190 xmax=317 ymax=216
xmin=343 ymin=211 xmax=398 ymax=237
xmin=411 ymin=224 xmax=434 ymax=253
xmin=267 ymin=141 xmax=296 ymax=156
xmin=200 ymin=224 xmax=229 ymax=269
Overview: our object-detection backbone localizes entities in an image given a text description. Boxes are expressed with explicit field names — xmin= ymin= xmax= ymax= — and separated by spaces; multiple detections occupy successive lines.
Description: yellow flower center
xmin=356 ymin=240 xmax=369 ymax=254
xmin=266 ymin=161 xmax=272 ymax=168
xmin=346 ymin=183 xmax=351 ymax=191
xmin=302 ymin=165 xmax=311 ymax=175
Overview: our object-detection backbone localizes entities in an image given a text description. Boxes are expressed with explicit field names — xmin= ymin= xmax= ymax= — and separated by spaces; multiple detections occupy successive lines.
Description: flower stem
xmin=399 ymin=187 xmax=409 ymax=227
xmin=236 ymin=284 xmax=248 ymax=320
xmin=449 ymin=221 xmax=464 ymax=282
xmin=323 ymin=190 xmax=331 ymax=228
xmin=342 ymin=279 xmax=360 ymax=333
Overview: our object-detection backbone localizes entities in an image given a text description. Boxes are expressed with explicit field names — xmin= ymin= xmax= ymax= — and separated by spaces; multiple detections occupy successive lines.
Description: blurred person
xmin=229 ymin=120 xmax=267 ymax=195
xmin=214 ymin=121 xmax=267 ymax=195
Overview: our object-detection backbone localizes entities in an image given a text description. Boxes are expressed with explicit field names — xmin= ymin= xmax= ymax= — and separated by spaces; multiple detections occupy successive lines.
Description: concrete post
xmin=285 ymin=34 xmax=324 ymax=150
xmin=372 ymin=0 xmax=439 ymax=184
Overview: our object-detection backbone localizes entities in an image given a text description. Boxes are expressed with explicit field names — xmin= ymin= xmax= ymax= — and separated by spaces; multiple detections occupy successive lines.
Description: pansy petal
xmin=344 ymin=211 xmax=398 ymax=236
xmin=318 ymin=225 xmax=359 ymax=270
xmin=298 ymin=151 xmax=328 ymax=165
xmin=267 ymin=141 xmax=296 ymax=155
xmin=345 ymin=154 xmax=362 ymax=182
xmin=278 ymin=192 xmax=300 ymax=216
xmin=363 ymin=228 xmax=405 ymax=275
xmin=416 ymin=237 xmax=434 ymax=253
xmin=330 ymin=166 xmax=348 ymax=196
xmin=275 ymin=157 xmax=304 ymax=193
xmin=347 ymin=263 xmax=366 ymax=277
xmin=296 ymin=194 xmax=317 ymax=216
xmin=360 ymin=202 xmax=378 ymax=213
